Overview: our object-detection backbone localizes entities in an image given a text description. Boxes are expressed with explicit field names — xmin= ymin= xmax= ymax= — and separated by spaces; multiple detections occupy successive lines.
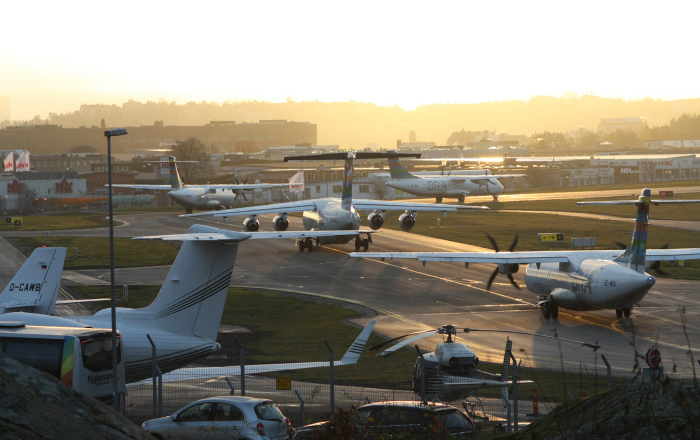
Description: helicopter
xmin=371 ymin=324 xmax=599 ymax=401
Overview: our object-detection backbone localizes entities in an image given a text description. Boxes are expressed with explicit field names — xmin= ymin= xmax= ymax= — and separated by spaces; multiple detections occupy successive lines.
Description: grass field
xmin=69 ymin=285 xmax=632 ymax=400
xmin=0 ymin=212 xmax=110 ymax=231
xmin=8 ymin=237 xmax=181 ymax=270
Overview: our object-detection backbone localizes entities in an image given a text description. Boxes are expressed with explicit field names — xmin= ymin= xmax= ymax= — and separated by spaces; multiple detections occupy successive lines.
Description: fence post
xmin=156 ymin=364 xmax=163 ymax=417
xmin=324 ymin=339 xmax=334 ymax=412
xmin=146 ymin=334 xmax=158 ymax=419
xmin=295 ymin=390 xmax=305 ymax=426
xmin=225 ymin=377 xmax=235 ymax=395
xmin=235 ymin=337 xmax=245 ymax=396
xmin=508 ymin=350 xmax=520 ymax=432
xmin=601 ymin=354 xmax=612 ymax=390
xmin=122 ymin=285 xmax=128 ymax=300
xmin=415 ymin=346 xmax=426 ymax=404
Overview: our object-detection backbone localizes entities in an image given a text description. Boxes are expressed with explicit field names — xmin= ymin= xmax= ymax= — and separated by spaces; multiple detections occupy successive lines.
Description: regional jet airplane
xmin=0 ymin=247 xmax=66 ymax=315
xmin=384 ymin=154 xmax=524 ymax=202
xmin=351 ymin=188 xmax=700 ymax=318
xmin=110 ymin=157 xmax=288 ymax=213
xmin=183 ymin=152 xmax=488 ymax=251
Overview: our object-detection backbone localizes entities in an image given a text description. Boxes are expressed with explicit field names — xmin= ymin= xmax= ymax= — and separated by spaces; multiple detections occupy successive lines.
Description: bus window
xmin=2 ymin=339 xmax=63 ymax=379
xmin=81 ymin=335 xmax=121 ymax=372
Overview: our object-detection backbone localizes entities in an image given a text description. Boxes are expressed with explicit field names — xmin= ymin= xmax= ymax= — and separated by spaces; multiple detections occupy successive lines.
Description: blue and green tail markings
xmin=341 ymin=153 xmax=354 ymax=210
xmin=614 ymin=188 xmax=651 ymax=272
xmin=387 ymin=152 xmax=417 ymax=180
xmin=169 ymin=156 xmax=183 ymax=189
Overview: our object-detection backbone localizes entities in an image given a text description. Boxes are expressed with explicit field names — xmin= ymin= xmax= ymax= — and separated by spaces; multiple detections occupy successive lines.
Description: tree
xmin=172 ymin=137 xmax=209 ymax=183
xmin=603 ymin=128 xmax=641 ymax=147
xmin=580 ymin=131 xmax=599 ymax=147
xmin=532 ymin=131 xmax=570 ymax=149
xmin=17 ymin=186 xmax=39 ymax=212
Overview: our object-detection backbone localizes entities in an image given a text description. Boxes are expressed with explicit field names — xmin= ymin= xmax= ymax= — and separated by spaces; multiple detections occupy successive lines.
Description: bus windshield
xmin=81 ymin=335 xmax=121 ymax=372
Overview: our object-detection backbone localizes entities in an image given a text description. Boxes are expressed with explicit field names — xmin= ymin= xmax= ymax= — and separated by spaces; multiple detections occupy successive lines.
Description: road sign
xmin=538 ymin=233 xmax=564 ymax=242
xmin=6 ymin=217 xmax=22 ymax=226
xmin=276 ymin=377 xmax=291 ymax=390
xmin=659 ymin=190 xmax=674 ymax=198
xmin=646 ymin=347 xmax=661 ymax=368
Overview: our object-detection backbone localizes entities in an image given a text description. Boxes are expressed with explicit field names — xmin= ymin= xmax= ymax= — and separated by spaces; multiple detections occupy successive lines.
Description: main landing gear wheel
xmin=298 ymin=240 xmax=305 ymax=252
xmin=186 ymin=207 xmax=193 ymax=214
xmin=624 ymin=307 xmax=631 ymax=318
xmin=493 ymin=195 xmax=499 ymax=201
xmin=551 ymin=303 xmax=559 ymax=319
xmin=457 ymin=195 xmax=465 ymax=203
xmin=305 ymin=238 xmax=313 ymax=252
xmin=616 ymin=308 xmax=623 ymax=318
xmin=436 ymin=197 xmax=443 ymax=203
xmin=355 ymin=237 xmax=362 ymax=251
xmin=542 ymin=303 xmax=551 ymax=319
xmin=363 ymin=238 xmax=369 ymax=251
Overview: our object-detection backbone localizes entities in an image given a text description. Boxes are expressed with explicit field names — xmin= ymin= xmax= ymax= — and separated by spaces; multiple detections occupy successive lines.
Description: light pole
xmin=104 ymin=127 xmax=127 ymax=411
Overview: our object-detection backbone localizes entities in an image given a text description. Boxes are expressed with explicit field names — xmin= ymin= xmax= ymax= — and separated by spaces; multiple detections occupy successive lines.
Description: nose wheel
xmin=185 ymin=207 xmax=193 ymax=214
xmin=616 ymin=307 xmax=632 ymax=318
xmin=541 ymin=302 xmax=558 ymax=320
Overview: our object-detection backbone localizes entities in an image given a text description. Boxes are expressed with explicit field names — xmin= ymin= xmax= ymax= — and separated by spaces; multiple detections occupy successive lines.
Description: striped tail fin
xmin=341 ymin=152 xmax=354 ymax=210
xmin=614 ymin=188 xmax=651 ymax=272
xmin=169 ymin=156 xmax=183 ymax=189
xmin=387 ymin=152 xmax=418 ymax=180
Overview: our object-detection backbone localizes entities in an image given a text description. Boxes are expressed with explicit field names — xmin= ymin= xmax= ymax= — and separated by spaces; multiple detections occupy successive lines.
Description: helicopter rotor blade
xmin=369 ymin=329 xmax=436 ymax=352
xmin=377 ymin=330 xmax=439 ymax=358
xmin=462 ymin=328 xmax=600 ymax=349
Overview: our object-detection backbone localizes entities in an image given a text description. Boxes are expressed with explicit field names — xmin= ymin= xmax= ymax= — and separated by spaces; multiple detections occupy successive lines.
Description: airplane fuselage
xmin=386 ymin=177 xmax=503 ymax=198
xmin=302 ymin=198 xmax=361 ymax=245
xmin=168 ymin=187 xmax=237 ymax=210
xmin=524 ymin=259 xmax=656 ymax=311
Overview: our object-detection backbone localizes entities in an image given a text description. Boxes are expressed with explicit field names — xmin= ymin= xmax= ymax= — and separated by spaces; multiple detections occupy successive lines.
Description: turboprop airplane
xmin=351 ymin=188 xmax=700 ymax=318
xmin=110 ymin=156 xmax=289 ymax=213
xmin=371 ymin=324 xmax=596 ymax=400
xmin=384 ymin=154 xmax=524 ymax=202
xmin=183 ymin=152 xmax=489 ymax=251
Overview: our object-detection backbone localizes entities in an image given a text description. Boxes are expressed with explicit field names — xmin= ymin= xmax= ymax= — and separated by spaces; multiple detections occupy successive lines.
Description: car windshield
xmin=255 ymin=402 xmax=283 ymax=421
xmin=436 ymin=409 xmax=472 ymax=433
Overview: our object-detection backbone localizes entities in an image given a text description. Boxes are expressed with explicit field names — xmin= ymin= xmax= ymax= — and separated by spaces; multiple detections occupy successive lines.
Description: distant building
xmin=0 ymin=96 xmax=9 ymax=122
xmin=598 ymin=117 xmax=645 ymax=135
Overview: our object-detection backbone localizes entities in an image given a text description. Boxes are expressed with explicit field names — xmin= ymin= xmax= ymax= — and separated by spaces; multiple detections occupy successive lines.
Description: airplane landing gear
xmin=186 ymin=207 xmax=193 ymax=214
xmin=299 ymin=238 xmax=314 ymax=252
xmin=541 ymin=302 xmax=558 ymax=320
xmin=492 ymin=195 xmax=499 ymax=201
xmin=457 ymin=195 xmax=465 ymax=203
xmin=436 ymin=197 xmax=443 ymax=203
xmin=355 ymin=237 xmax=369 ymax=251
xmin=616 ymin=308 xmax=623 ymax=318
xmin=624 ymin=306 xmax=631 ymax=317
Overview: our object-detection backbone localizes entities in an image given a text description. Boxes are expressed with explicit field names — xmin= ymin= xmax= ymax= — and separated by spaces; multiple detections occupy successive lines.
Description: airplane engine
xmin=399 ymin=212 xmax=416 ymax=231
xmin=243 ymin=216 xmax=260 ymax=232
xmin=498 ymin=263 xmax=519 ymax=275
xmin=367 ymin=212 xmax=384 ymax=230
xmin=273 ymin=214 xmax=289 ymax=231
xmin=205 ymin=201 xmax=221 ymax=209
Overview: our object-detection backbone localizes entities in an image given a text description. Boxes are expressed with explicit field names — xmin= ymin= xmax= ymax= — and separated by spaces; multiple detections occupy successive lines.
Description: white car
xmin=141 ymin=396 xmax=292 ymax=440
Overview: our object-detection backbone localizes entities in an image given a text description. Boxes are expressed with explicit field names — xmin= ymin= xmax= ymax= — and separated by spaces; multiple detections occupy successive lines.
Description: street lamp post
xmin=104 ymin=128 xmax=127 ymax=411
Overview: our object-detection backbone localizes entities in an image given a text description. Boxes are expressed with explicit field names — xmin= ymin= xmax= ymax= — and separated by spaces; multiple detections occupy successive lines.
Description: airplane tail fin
xmin=339 ymin=320 xmax=376 ymax=364
xmin=500 ymin=338 xmax=512 ymax=381
xmin=0 ymin=247 xmax=67 ymax=315
xmin=169 ymin=156 xmax=183 ymax=189
xmin=387 ymin=152 xmax=418 ymax=180
xmin=139 ymin=226 xmax=250 ymax=341
xmin=613 ymin=188 xmax=651 ymax=272
xmin=341 ymin=152 xmax=354 ymax=210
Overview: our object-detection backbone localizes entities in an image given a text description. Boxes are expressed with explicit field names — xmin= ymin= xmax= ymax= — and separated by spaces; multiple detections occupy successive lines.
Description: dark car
xmin=293 ymin=400 xmax=474 ymax=439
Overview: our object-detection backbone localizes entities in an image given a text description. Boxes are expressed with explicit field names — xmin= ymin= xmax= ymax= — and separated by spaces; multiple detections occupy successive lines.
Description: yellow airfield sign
xmin=276 ymin=378 xmax=291 ymax=390
xmin=538 ymin=233 xmax=564 ymax=242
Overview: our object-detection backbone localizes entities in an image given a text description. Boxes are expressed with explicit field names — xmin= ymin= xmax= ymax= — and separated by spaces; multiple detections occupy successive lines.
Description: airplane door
xmin=169 ymin=402 xmax=214 ymax=439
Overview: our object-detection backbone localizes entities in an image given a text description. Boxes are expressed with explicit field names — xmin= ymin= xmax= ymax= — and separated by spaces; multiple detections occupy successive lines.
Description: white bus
xmin=0 ymin=322 xmax=126 ymax=405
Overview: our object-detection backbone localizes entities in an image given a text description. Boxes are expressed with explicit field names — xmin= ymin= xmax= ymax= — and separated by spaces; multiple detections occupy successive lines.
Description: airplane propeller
xmin=233 ymin=176 xmax=250 ymax=202
xmin=485 ymin=234 xmax=520 ymax=291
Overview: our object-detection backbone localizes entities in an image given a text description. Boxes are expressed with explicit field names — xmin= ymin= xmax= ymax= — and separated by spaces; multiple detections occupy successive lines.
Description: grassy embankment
xmin=70 ymin=285 xmax=628 ymax=402
xmin=0 ymin=212 xmax=110 ymax=231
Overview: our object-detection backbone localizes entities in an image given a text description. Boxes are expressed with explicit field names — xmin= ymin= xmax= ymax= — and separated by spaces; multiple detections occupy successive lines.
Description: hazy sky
xmin=2 ymin=0 xmax=699 ymax=120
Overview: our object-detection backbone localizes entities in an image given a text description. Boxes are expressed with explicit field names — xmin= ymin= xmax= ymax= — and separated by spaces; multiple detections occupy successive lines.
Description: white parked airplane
xmin=351 ymin=188 xmax=700 ymax=318
xmin=110 ymin=156 xmax=289 ymax=213
xmin=384 ymin=154 xmax=524 ymax=202
xmin=183 ymin=152 xmax=488 ymax=251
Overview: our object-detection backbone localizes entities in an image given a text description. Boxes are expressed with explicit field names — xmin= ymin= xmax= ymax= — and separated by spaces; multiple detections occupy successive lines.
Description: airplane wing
xmin=349 ymin=250 xmax=622 ymax=264
xmin=108 ymin=184 xmax=171 ymax=190
xmin=181 ymin=200 xmax=319 ymax=218
xmin=202 ymin=183 xmax=290 ymax=190
xmin=645 ymin=248 xmax=700 ymax=261
xmin=56 ymin=298 xmax=111 ymax=305
xmin=245 ymin=230 xmax=378 ymax=240
xmin=146 ymin=320 xmax=376 ymax=383
xmin=133 ymin=225 xmax=252 ymax=243
xmin=352 ymin=200 xmax=488 ymax=212
xmin=578 ymin=200 xmax=700 ymax=205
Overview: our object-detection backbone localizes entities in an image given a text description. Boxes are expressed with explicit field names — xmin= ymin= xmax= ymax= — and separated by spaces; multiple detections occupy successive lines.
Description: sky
xmin=2 ymin=0 xmax=699 ymax=120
